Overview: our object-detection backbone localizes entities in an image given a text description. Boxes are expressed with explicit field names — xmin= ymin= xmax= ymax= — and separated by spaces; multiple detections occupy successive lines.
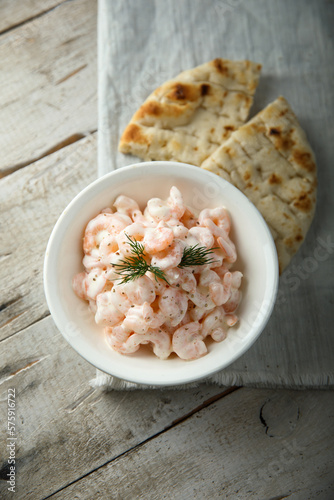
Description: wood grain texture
xmin=0 ymin=134 xmax=97 ymax=342
xmin=49 ymin=388 xmax=334 ymax=499
xmin=0 ymin=0 xmax=97 ymax=175
xmin=0 ymin=0 xmax=67 ymax=33
xmin=0 ymin=316 xmax=230 ymax=499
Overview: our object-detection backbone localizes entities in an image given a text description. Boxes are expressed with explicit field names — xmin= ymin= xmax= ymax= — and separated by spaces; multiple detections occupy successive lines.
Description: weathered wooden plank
xmin=0 ymin=315 xmax=230 ymax=499
xmin=0 ymin=0 xmax=97 ymax=175
xmin=0 ymin=133 xmax=97 ymax=341
xmin=0 ymin=0 xmax=67 ymax=34
xmin=49 ymin=388 xmax=334 ymax=500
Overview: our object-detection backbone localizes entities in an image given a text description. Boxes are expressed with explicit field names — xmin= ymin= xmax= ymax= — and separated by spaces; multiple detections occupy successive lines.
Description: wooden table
xmin=0 ymin=2 xmax=333 ymax=498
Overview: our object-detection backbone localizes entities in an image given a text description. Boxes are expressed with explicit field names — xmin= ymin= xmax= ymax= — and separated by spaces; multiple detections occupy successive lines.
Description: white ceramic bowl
xmin=44 ymin=161 xmax=279 ymax=386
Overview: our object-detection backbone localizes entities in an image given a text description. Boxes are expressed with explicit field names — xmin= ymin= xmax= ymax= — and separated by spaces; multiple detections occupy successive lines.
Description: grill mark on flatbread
xmin=256 ymin=117 xmax=316 ymax=181
xmin=251 ymin=125 xmax=316 ymax=221
xmin=223 ymin=134 xmax=306 ymax=233
xmin=233 ymin=131 xmax=315 ymax=213
xmin=119 ymin=58 xmax=261 ymax=166
xmin=202 ymin=96 xmax=317 ymax=273
xmin=139 ymin=122 xmax=222 ymax=147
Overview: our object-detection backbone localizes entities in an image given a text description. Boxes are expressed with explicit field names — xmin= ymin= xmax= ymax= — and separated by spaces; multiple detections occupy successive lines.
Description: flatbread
xmin=202 ymin=96 xmax=317 ymax=273
xmin=119 ymin=58 xmax=262 ymax=166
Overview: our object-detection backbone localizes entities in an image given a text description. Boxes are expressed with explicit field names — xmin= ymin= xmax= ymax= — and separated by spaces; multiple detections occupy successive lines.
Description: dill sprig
xmin=112 ymin=234 xmax=217 ymax=285
xmin=113 ymin=234 xmax=169 ymax=284
xmin=178 ymin=244 xmax=217 ymax=268
xmin=148 ymin=265 xmax=170 ymax=283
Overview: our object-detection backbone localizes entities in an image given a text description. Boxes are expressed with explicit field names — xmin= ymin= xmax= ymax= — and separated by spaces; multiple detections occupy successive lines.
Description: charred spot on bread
xmin=223 ymin=125 xmax=236 ymax=138
xmin=173 ymin=83 xmax=187 ymax=100
xmin=200 ymin=83 xmax=210 ymax=96
xmin=136 ymin=101 xmax=163 ymax=118
xmin=272 ymin=129 xmax=296 ymax=151
xmin=268 ymin=173 xmax=282 ymax=184
xmin=167 ymin=83 xmax=200 ymax=102
xmin=121 ymin=124 xmax=148 ymax=145
xmin=269 ymin=127 xmax=281 ymax=135
xmin=213 ymin=58 xmax=230 ymax=76
xmin=224 ymin=125 xmax=235 ymax=132
xmin=293 ymin=192 xmax=312 ymax=212
xmin=292 ymin=150 xmax=316 ymax=172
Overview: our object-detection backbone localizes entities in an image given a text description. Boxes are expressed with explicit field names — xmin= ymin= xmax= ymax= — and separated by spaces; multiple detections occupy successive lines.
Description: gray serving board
xmin=97 ymin=0 xmax=334 ymax=389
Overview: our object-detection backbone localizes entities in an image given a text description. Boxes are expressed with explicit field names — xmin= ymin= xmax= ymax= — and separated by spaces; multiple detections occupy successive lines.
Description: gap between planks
xmin=0 ymin=312 xmax=51 ymax=345
xmin=0 ymin=130 xmax=97 ymax=180
xmin=0 ymin=0 xmax=72 ymax=37
xmin=43 ymin=386 xmax=241 ymax=499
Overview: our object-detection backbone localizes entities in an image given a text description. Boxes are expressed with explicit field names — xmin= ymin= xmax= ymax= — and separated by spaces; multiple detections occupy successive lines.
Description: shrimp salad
xmin=72 ymin=187 xmax=243 ymax=360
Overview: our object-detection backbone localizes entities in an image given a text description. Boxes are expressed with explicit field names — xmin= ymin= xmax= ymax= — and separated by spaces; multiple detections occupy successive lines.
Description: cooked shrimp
xmin=103 ymin=251 xmax=128 ymax=281
xmin=180 ymin=310 xmax=192 ymax=325
xmin=225 ymin=313 xmax=238 ymax=326
xmin=145 ymin=197 xmax=172 ymax=222
xmin=116 ymin=223 xmax=146 ymax=255
xmin=151 ymin=239 xmax=184 ymax=270
xmin=113 ymin=195 xmax=140 ymax=218
xmin=180 ymin=207 xmax=197 ymax=229
xmin=201 ymin=307 xmax=227 ymax=342
xmin=209 ymin=282 xmax=229 ymax=306
xmin=83 ymin=213 xmax=131 ymax=254
xmin=166 ymin=218 xmax=189 ymax=239
xmin=146 ymin=272 xmax=169 ymax=293
xmin=158 ymin=286 xmax=188 ymax=327
xmin=105 ymin=325 xmax=133 ymax=353
xmin=89 ymin=299 xmax=97 ymax=314
xmin=189 ymin=304 xmax=207 ymax=322
xmin=231 ymin=271 xmax=243 ymax=289
xmin=99 ymin=234 xmax=119 ymax=264
xmin=213 ymin=262 xmax=231 ymax=278
xmin=201 ymin=217 xmax=237 ymax=263
xmin=72 ymin=272 xmax=88 ymax=300
xmin=82 ymin=254 xmax=104 ymax=271
xmin=172 ymin=322 xmax=207 ymax=360
xmin=222 ymin=271 xmax=242 ymax=312
xmin=179 ymin=269 xmax=197 ymax=293
xmin=159 ymin=268 xmax=179 ymax=286
xmin=188 ymin=226 xmax=215 ymax=249
xmin=119 ymin=328 xmax=172 ymax=359
xmin=95 ymin=291 xmax=125 ymax=326
xmin=122 ymin=302 xmax=164 ymax=334
xmin=143 ymin=222 xmax=174 ymax=254
xmin=110 ymin=276 xmax=156 ymax=315
xmin=198 ymin=269 xmax=220 ymax=288
xmin=223 ymin=288 xmax=241 ymax=313
xmin=198 ymin=207 xmax=231 ymax=234
xmin=209 ymin=271 xmax=234 ymax=306
xmin=167 ymin=186 xmax=186 ymax=219
xmin=187 ymin=285 xmax=215 ymax=312
xmin=217 ymin=236 xmax=237 ymax=263
xmin=132 ymin=209 xmax=157 ymax=228
xmin=84 ymin=268 xmax=108 ymax=300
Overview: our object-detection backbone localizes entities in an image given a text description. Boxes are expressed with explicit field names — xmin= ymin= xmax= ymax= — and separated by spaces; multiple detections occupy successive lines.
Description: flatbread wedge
xmin=119 ymin=58 xmax=262 ymax=166
xmin=202 ymin=96 xmax=317 ymax=273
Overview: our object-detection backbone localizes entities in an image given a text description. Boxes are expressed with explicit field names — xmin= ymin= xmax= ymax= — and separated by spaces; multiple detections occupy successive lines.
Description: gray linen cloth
xmin=91 ymin=0 xmax=334 ymax=390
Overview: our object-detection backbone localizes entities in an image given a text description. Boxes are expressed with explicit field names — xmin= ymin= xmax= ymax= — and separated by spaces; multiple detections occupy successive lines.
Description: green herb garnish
xmin=178 ymin=243 xmax=217 ymax=268
xmin=113 ymin=234 xmax=169 ymax=285
xmin=112 ymin=234 xmax=217 ymax=284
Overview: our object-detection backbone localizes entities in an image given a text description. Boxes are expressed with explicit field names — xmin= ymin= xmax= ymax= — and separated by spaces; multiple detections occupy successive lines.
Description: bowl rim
xmin=44 ymin=161 xmax=279 ymax=386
